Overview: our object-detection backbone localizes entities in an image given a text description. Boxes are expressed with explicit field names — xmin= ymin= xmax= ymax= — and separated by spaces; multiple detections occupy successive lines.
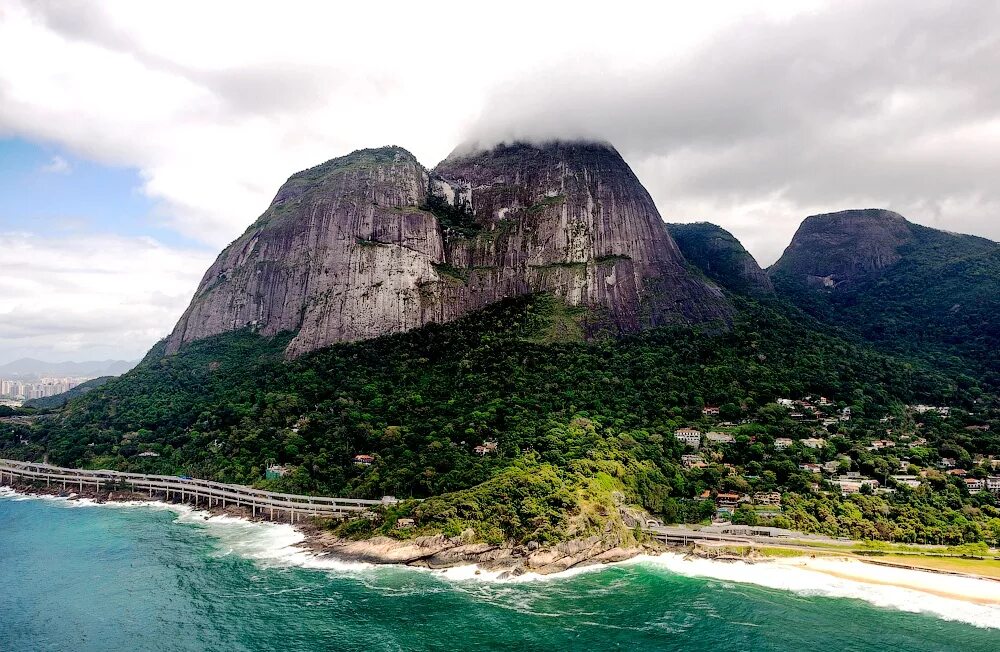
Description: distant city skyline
xmin=0 ymin=376 xmax=89 ymax=402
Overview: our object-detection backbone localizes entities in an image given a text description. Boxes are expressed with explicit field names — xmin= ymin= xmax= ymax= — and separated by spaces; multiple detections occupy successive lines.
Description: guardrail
xmin=0 ymin=458 xmax=394 ymax=524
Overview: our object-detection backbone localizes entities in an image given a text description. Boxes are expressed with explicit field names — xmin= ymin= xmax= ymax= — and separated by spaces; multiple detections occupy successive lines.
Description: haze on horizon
xmin=1 ymin=0 xmax=998 ymax=364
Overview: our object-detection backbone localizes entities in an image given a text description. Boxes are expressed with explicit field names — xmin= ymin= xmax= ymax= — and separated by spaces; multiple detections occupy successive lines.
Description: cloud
xmin=0 ymin=0 xmax=997 ymax=370
xmin=0 ymin=232 xmax=213 ymax=363
xmin=461 ymin=0 xmax=1000 ymax=264
xmin=0 ymin=1 xmax=816 ymax=250
xmin=39 ymin=154 xmax=70 ymax=174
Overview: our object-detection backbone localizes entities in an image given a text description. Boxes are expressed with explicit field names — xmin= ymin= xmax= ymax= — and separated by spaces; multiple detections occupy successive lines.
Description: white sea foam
xmin=5 ymin=484 xmax=999 ymax=628
xmin=630 ymin=553 xmax=1000 ymax=630
xmin=170 ymin=507 xmax=376 ymax=573
xmin=415 ymin=559 xmax=609 ymax=584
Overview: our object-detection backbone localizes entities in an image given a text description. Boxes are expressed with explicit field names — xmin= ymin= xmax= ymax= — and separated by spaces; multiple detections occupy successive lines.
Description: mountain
xmin=22 ymin=376 xmax=115 ymax=409
xmin=166 ymin=142 xmax=730 ymax=358
xmin=0 ymin=358 xmax=136 ymax=378
xmin=666 ymin=222 xmax=774 ymax=295
xmin=770 ymin=209 xmax=1000 ymax=382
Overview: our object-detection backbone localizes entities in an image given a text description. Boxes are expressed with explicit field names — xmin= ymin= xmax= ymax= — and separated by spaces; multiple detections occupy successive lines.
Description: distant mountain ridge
xmin=0 ymin=358 xmax=136 ymax=378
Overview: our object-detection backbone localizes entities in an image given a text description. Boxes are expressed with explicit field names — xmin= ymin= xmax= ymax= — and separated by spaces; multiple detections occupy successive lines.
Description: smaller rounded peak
xmin=292 ymin=145 xmax=420 ymax=179
xmin=801 ymin=209 xmax=909 ymax=229
xmin=269 ymin=145 xmax=424 ymax=209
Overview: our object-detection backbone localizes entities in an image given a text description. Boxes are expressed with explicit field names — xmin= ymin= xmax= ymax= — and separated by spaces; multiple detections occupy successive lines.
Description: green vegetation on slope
xmin=9 ymin=292 xmax=999 ymax=546
xmin=773 ymin=224 xmax=1000 ymax=387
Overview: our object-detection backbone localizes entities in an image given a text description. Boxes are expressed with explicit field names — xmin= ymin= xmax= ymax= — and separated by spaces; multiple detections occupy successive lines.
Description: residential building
xmin=474 ymin=441 xmax=499 ymax=456
xmin=353 ymin=454 xmax=375 ymax=466
xmin=674 ymin=429 xmax=702 ymax=449
xmin=965 ymin=478 xmax=985 ymax=492
xmin=753 ymin=491 xmax=782 ymax=506
xmin=702 ymin=406 xmax=720 ymax=416
xmin=774 ymin=438 xmax=793 ymax=450
xmin=986 ymin=477 xmax=1000 ymax=494
xmin=716 ymin=493 xmax=741 ymax=509
xmin=891 ymin=475 xmax=921 ymax=489
xmin=835 ymin=477 xmax=879 ymax=495
xmin=705 ymin=431 xmax=735 ymax=444
xmin=681 ymin=454 xmax=706 ymax=468
xmin=801 ymin=438 xmax=826 ymax=449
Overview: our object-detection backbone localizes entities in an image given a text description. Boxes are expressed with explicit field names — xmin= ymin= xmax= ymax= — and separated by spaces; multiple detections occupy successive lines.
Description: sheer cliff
xmin=165 ymin=141 xmax=730 ymax=357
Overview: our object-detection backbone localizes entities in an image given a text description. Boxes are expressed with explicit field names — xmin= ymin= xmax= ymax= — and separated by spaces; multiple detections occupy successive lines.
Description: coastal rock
xmin=309 ymin=530 xmax=650 ymax=575
xmin=165 ymin=141 xmax=731 ymax=358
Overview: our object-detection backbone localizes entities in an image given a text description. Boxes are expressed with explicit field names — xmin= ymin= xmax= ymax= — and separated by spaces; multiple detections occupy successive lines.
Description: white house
xmin=674 ymin=429 xmax=702 ymax=449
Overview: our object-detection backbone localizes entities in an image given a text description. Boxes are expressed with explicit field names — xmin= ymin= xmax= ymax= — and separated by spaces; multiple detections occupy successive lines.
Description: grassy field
xmin=752 ymin=540 xmax=1000 ymax=579
xmin=873 ymin=554 xmax=1000 ymax=580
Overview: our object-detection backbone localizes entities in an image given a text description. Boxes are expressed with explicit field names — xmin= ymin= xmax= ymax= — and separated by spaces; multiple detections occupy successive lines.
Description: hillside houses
xmin=674 ymin=428 xmax=702 ymax=449
xmin=910 ymin=404 xmax=951 ymax=417
xmin=474 ymin=441 xmax=498 ymax=456
xmin=681 ymin=454 xmax=707 ymax=469
xmin=834 ymin=474 xmax=880 ymax=495
xmin=753 ymin=491 xmax=782 ymax=506
xmin=705 ymin=431 xmax=735 ymax=444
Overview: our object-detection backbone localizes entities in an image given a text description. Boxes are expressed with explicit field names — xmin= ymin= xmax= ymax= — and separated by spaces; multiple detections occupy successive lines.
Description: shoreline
xmin=3 ymin=482 xmax=1000 ymax=605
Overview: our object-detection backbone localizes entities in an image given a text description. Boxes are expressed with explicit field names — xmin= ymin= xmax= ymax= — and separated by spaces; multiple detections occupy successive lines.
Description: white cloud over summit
xmin=1 ymin=0 xmax=998 ymax=361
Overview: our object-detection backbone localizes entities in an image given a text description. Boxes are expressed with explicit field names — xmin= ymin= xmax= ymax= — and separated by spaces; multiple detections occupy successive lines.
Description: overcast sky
xmin=1 ymin=0 xmax=998 ymax=364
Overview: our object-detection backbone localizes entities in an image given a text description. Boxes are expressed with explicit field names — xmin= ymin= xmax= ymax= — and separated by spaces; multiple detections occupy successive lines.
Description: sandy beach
xmin=773 ymin=556 xmax=1000 ymax=606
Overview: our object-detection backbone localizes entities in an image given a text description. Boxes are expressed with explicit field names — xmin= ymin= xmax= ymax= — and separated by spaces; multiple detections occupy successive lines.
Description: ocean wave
xmin=5 ymin=484 xmax=999 ymax=629
xmin=630 ymin=553 xmax=1000 ymax=630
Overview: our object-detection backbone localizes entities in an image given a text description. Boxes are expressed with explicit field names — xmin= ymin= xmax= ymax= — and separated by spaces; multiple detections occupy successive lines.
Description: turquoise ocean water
xmin=1 ymin=489 xmax=997 ymax=651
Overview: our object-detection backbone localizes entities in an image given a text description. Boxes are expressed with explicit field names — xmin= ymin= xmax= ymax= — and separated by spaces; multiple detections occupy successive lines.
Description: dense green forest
xmin=772 ymin=224 xmax=1000 ymax=387
xmin=5 ymin=292 xmax=999 ymax=546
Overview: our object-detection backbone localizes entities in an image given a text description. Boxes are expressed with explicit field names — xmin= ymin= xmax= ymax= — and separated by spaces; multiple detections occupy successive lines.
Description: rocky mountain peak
xmin=165 ymin=139 xmax=731 ymax=358
xmin=768 ymin=209 xmax=915 ymax=289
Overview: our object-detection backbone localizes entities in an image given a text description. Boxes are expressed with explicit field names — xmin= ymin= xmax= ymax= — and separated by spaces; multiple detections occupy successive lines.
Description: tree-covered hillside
xmin=10 ymin=292 xmax=999 ymax=545
xmin=772 ymin=219 xmax=1000 ymax=387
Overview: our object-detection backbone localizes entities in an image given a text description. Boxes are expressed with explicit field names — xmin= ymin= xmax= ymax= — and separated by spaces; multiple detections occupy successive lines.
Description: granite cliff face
xmin=768 ymin=209 xmax=914 ymax=289
xmin=666 ymin=222 xmax=774 ymax=295
xmin=166 ymin=141 xmax=730 ymax=357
